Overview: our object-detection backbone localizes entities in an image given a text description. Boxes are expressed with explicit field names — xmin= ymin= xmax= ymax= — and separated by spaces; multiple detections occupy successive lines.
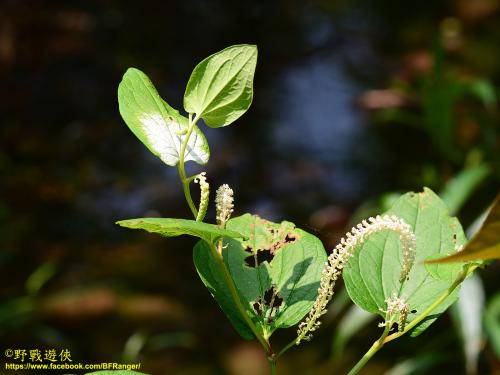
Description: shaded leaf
xmin=116 ymin=218 xmax=243 ymax=244
xmin=484 ymin=292 xmax=500 ymax=358
xmin=184 ymin=45 xmax=257 ymax=127
xmin=385 ymin=352 xmax=446 ymax=375
xmin=118 ymin=68 xmax=209 ymax=166
xmin=344 ymin=188 xmax=466 ymax=336
xmin=427 ymin=194 xmax=500 ymax=263
xmin=422 ymin=74 xmax=463 ymax=161
xmin=26 ymin=261 xmax=57 ymax=296
xmin=452 ymin=274 xmax=485 ymax=375
xmin=193 ymin=214 xmax=327 ymax=339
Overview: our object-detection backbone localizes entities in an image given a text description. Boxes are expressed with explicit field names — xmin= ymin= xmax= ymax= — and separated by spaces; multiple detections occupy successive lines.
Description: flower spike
xmin=215 ymin=184 xmax=234 ymax=228
xmin=296 ymin=215 xmax=416 ymax=344
xmin=194 ymin=172 xmax=209 ymax=222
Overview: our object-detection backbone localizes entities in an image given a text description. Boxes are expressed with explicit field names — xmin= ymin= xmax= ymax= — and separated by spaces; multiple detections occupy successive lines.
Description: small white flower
xmin=379 ymin=294 xmax=410 ymax=332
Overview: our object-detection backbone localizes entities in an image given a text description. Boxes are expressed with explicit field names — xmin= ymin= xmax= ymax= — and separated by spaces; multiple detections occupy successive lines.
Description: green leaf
xmin=193 ymin=214 xmax=327 ymax=339
xmin=385 ymin=352 xmax=445 ymax=375
xmin=440 ymin=164 xmax=490 ymax=215
xmin=426 ymin=193 xmax=500 ymax=263
xmin=484 ymin=292 xmax=500 ymax=358
xmin=467 ymin=79 xmax=497 ymax=107
xmin=118 ymin=68 xmax=209 ymax=166
xmin=424 ymin=254 xmax=464 ymax=281
xmin=422 ymin=73 xmax=463 ymax=161
xmin=184 ymin=45 xmax=257 ymax=127
xmin=343 ymin=188 xmax=467 ymax=336
xmin=116 ymin=218 xmax=243 ymax=244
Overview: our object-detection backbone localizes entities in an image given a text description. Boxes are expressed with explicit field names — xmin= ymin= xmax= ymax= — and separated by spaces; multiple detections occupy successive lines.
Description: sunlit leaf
xmin=184 ymin=45 xmax=257 ymax=127
xmin=343 ymin=188 xmax=467 ymax=336
xmin=440 ymin=164 xmax=490 ymax=215
xmin=193 ymin=214 xmax=327 ymax=339
xmin=424 ymin=254 xmax=464 ymax=281
xmin=426 ymin=194 xmax=500 ymax=263
xmin=118 ymin=68 xmax=209 ymax=166
xmin=116 ymin=218 xmax=243 ymax=244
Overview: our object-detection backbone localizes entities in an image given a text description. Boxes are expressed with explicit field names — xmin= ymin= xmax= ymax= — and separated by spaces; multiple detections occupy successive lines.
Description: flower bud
xmin=215 ymin=184 xmax=234 ymax=227
xmin=194 ymin=172 xmax=209 ymax=222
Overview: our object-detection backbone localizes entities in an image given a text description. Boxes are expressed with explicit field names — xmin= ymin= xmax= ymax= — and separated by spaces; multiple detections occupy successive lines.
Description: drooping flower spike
xmin=296 ymin=215 xmax=416 ymax=344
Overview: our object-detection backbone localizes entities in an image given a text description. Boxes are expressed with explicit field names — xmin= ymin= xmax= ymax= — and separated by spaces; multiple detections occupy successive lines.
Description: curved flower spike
xmin=296 ymin=215 xmax=416 ymax=344
xmin=194 ymin=172 xmax=209 ymax=222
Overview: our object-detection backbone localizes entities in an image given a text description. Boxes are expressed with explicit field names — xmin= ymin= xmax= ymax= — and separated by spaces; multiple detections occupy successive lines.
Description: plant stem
xmin=347 ymin=324 xmax=391 ymax=375
xmin=384 ymin=263 xmax=478 ymax=344
xmin=269 ymin=358 xmax=277 ymax=375
xmin=178 ymin=115 xmax=274 ymax=368
xmin=208 ymin=241 xmax=270 ymax=352
xmin=177 ymin=113 xmax=199 ymax=219
xmin=346 ymin=263 xmax=479 ymax=374
xmin=276 ymin=339 xmax=296 ymax=359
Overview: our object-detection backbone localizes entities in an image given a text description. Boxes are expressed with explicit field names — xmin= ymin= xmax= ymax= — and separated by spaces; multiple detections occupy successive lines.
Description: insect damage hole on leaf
xmin=245 ymin=248 xmax=274 ymax=268
xmin=253 ymin=285 xmax=284 ymax=323
xmin=243 ymin=224 xmax=299 ymax=268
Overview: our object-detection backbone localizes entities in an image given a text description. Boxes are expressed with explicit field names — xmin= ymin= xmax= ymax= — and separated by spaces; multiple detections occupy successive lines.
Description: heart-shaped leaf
xmin=118 ymin=68 xmax=209 ymax=166
xmin=193 ymin=214 xmax=327 ymax=339
xmin=184 ymin=45 xmax=257 ymax=127
xmin=343 ymin=188 xmax=467 ymax=336
xmin=116 ymin=218 xmax=243 ymax=244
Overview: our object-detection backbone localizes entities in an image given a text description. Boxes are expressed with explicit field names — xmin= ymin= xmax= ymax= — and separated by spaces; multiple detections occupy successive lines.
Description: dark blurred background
xmin=1 ymin=0 xmax=499 ymax=374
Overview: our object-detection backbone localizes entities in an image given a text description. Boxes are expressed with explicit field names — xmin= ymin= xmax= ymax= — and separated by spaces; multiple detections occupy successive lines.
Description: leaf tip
xmin=115 ymin=219 xmax=134 ymax=228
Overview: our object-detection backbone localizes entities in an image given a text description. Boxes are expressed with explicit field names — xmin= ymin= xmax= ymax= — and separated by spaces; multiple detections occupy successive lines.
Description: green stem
xmin=384 ymin=263 xmax=478 ymax=344
xmin=347 ymin=324 xmax=392 ymax=375
xmin=208 ymin=241 xmax=270 ymax=352
xmin=276 ymin=339 xmax=296 ymax=359
xmin=346 ymin=263 xmax=478 ymax=375
xmin=178 ymin=115 xmax=273 ymax=366
xmin=269 ymin=358 xmax=277 ymax=375
xmin=177 ymin=113 xmax=199 ymax=219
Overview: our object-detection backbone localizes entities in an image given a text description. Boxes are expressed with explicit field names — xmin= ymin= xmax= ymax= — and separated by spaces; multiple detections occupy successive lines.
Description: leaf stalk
xmin=178 ymin=113 xmax=200 ymax=219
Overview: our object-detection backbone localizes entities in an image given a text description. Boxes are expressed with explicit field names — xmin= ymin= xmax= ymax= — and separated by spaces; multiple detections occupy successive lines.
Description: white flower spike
xmin=296 ymin=215 xmax=416 ymax=344
xmin=215 ymin=184 xmax=234 ymax=228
